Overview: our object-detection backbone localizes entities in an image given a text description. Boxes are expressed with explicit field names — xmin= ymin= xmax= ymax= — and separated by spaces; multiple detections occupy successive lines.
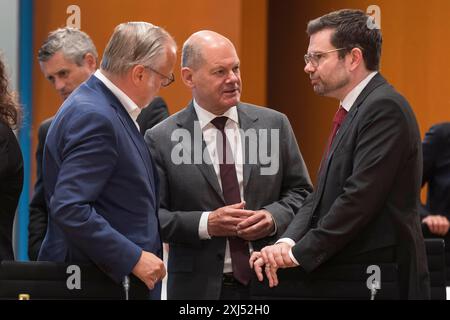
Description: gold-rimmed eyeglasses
xmin=146 ymin=66 xmax=175 ymax=87
xmin=304 ymin=48 xmax=347 ymax=68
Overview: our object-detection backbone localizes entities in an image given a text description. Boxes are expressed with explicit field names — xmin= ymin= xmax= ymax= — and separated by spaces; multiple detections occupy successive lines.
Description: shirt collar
xmin=340 ymin=71 xmax=378 ymax=112
xmin=193 ymin=99 xmax=239 ymax=130
xmin=94 ymin=69 xmax=142 ymax=123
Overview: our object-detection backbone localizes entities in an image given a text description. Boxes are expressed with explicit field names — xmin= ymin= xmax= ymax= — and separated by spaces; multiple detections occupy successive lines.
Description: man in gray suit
xmin=145 ymin=30 xmax=312 ymax=300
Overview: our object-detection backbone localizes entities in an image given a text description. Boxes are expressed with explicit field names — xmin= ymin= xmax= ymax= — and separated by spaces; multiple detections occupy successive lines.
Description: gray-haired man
xmin=38 ymin=22 xmax=176 ymax=298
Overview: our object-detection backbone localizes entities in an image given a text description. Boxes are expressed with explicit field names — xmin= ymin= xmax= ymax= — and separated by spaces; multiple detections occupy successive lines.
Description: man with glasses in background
xmin=251 ymin=9 xmax=430 ymax=299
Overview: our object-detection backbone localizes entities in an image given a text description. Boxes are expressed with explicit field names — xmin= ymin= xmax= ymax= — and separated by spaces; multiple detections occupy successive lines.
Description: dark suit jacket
xmin=137 ymin=97 xmax=169 ymax=135
xmin=28 ymin=117 xmax=52 ymax=260
xmin=38 ymin=75 xmax=162 ymax=298
xmin=0 ymin=121 xmax=23 ymax=261
xmin=421 ymin=122 xmax=450 ymax=217
xmin=28 ymin=97 xmax=169 ymax=260
xmin=145 ymin=102 xmax=313 ymax=299
xmin=282 ymin=73 xmax=430 ymax=299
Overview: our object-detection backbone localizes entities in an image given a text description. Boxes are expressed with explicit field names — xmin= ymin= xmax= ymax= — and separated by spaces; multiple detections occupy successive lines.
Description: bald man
xmin=145 ymin=30 xmax=312 ymax=300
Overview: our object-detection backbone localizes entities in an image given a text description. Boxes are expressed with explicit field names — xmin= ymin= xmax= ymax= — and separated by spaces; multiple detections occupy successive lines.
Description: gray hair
xmin=101 ymin=22 xmax=176 ymax=75
xmin=181 ymin=40 xmax=204 ymax=70
xmin=38 ymin=27 xmax=98 ymax=65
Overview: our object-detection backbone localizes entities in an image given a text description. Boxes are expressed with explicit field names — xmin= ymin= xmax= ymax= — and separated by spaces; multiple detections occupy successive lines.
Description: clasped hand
xmin=249 ymin=242 xmax=296 ymax=287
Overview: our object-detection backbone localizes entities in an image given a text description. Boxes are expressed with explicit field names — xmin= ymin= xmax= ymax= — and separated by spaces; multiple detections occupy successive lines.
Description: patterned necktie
xmin=211 ymin=116 xmax=252 ymax=286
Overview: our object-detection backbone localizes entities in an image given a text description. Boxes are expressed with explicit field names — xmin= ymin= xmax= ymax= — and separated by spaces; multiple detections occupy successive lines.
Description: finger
xmin=261 ymin=248 xmax=272 ymax=265
xmin=237 ymin=213 xmax=264 ymax=229
xmin=226 ymin=209 xmax=255 ymax=218
xmin=146 ymin=279 xmax=155 ymax=290
xmin=228 ymin=201 xmax=246 ymax=209
xmin=267 ymin=249 xmax=278 ymax=268
xmin=254 ymin=259 xmax=265 ymax=282
xmin=429 ymin=219 xmax=437 ymax=234
xmin=274 ymin=249 xmax=285 ymax=267
xmin=271 ymin=268 xmax=279 ymax=286
xmin=249 ymin=252 xmax=261 ymax=268
xmin=265 ymin=265 xmax=274 ymax=287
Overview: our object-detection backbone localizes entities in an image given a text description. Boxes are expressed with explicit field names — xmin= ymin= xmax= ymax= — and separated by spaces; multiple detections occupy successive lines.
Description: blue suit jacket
xmin=38 ymin=75 xmax=161 ymax=297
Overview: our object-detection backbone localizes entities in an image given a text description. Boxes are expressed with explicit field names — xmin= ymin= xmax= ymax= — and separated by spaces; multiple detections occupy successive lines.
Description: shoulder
xmin=38 ymin=117 xmax=54 ymax=136
xmin=427 ymin=122 xmax=450 ymax=138
xmin=0 ymin=121 xmax=12 ymax=145
xmin=238 ymin=102 xmax=291 ymax=129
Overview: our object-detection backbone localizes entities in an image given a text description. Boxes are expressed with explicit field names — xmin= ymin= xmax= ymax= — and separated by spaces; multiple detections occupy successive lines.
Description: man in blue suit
xmin=38 ymin=22 xmax=177 ymax=299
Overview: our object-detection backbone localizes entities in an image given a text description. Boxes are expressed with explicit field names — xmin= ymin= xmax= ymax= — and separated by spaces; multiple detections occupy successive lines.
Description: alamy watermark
xmin=366 ymin=264 xmax=381 ymax=300
xmin=366 ymin=5 xmax=381 ymax=30
xmin=170 ymin=122 xmax=280 ymax=176
xmin=67 ymin=5 xmax=81 ymax=29
xmin=66 ymin=264 xmax=81 ymax=290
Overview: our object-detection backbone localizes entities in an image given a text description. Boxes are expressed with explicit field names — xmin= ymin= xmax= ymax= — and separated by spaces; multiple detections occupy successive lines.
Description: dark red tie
xmin=318 ymin=106 xmax=348 ymax=175
xmin=211 ymin=116 xmax=252 ymax=286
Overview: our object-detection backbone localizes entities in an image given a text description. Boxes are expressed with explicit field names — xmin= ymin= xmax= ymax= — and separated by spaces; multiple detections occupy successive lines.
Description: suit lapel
xmin=176 ymin=103 xmax=224 ymax=202
xmin=92 ymin=76 xmax=155 ymax=186
xmin=312 ymin=73 xmax=388 ymax=213
xmin=237 ymin=104 xmax=259 ymax=190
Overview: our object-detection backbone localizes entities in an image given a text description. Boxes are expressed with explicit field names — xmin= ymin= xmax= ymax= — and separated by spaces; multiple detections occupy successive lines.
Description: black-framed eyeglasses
xmin=304 ymin=48 xmax=347 ymax=68
xmin=146 ymin=66 xmax=175 ymax=87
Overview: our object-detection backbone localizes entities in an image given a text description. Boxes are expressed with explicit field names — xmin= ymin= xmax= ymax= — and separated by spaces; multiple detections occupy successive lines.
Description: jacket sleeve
xmin=49 ymin=111 xmax=142 ymax=282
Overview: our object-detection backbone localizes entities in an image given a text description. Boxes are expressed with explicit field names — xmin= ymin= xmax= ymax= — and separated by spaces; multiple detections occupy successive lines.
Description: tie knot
xmin=211 ymin=116 xmax=228 ymax=131
xmin=333 ymin=106 xmax=348 ymax=126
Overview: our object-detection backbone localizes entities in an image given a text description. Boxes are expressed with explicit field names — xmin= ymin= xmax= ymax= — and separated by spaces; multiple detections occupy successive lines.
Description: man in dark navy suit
xmin=38 ymin=22 xmax=177 ymax=298
xmin=29 ymin=28 xmax=170 ymax=260
xmin=251 ymin=9 xmax=429 ymax=299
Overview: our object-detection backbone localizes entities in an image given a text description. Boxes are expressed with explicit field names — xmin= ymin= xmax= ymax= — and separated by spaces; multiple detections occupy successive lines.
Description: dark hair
xmin=307 ymin=9 xmax=382 ymax=71
xmin=0 ymin=56 xmax=21 ymax=129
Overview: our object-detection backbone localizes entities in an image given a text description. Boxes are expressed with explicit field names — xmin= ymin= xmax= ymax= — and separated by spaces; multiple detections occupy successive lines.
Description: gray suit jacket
xmin=145 ymin=102 xmax=312 ymax=299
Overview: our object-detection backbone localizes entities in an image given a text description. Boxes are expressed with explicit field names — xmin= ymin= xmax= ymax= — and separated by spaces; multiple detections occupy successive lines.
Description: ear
xmin=83 ymin=53 xmax=97 ymax=71
xmin=348 ymin=47 xmax=364 ymax=71
xmin=130 ymin=65 xmax=146 ymax=86
xmin=181 ymin=67 xmax=194 ymax=88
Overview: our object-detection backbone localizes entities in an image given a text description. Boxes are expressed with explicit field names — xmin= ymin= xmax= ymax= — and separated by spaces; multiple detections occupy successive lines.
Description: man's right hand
xmin=131 ymin=251 xmax=166 ymax=289
xmin=207 ymin=202 xmax=253 ymax=237
xmin=422 ymin=215 xmax=450 ymax=236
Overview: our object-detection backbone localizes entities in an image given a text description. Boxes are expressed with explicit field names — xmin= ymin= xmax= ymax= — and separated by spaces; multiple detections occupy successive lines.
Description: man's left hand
xmin=236 ymin=210 xmax=275 ymax=241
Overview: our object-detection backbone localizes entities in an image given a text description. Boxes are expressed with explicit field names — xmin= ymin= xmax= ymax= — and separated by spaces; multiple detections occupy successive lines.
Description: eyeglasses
xmin=146 ymin=66 xmax=175 ymax=87
xmin=304 ymin=48 xmax=347 ymax=68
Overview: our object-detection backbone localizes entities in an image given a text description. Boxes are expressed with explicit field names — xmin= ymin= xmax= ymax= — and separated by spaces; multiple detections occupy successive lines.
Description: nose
xmin=226 ymin=70 xmax=239 ymax=83
xmin=304 ymin=62 xmax=315 ymax=74
xmin=54 ymin=77 xmax=66 ymax=92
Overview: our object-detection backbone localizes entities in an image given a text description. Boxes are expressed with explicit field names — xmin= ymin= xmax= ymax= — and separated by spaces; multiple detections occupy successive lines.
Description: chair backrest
xmin=0 ymin=261 xmax=148 ymax=300
xmin=424 ymin=238 xmax=446 ymax=300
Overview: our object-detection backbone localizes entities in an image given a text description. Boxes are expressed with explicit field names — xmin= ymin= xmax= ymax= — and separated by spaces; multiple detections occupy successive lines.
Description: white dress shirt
xmin=194 ymin=100 xmax=245 ymax=273
xmin=94 ymin=70 xmax=141 ymax=130
xmin=278 ymin=71 xmax=378 ymax=266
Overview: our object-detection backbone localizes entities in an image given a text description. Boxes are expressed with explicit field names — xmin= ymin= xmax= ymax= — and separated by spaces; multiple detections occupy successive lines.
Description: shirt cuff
xmin=276 ymin=238 xmax=300 ymax=266
xmin=198 ymin=211 xmax=212 ymax=240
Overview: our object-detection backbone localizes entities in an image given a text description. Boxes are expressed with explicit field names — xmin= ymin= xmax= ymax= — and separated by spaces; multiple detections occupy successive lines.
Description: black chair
xmin=250 ymin=263 xmax=400 ymax=300
xmin=422 ymin=223 xmax=450 ymax=286
xmin=423 ymin=238 xmax=446 ymax=300
xmin=0 ymin=261 xmax=149 ymax=300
